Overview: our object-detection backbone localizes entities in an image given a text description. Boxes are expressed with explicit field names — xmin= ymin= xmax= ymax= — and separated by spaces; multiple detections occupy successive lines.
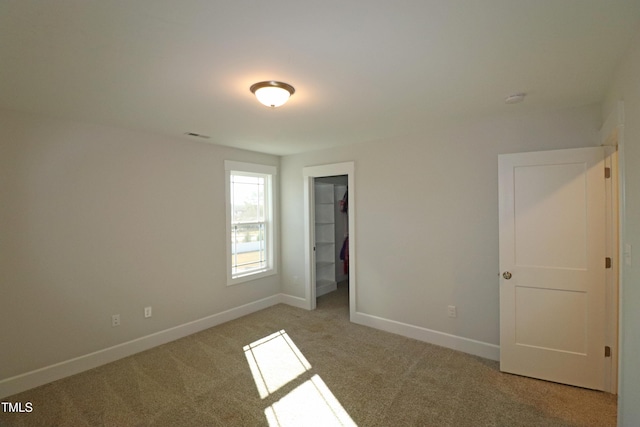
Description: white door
xmin=498 ymin=147 xmax=606 ymax=390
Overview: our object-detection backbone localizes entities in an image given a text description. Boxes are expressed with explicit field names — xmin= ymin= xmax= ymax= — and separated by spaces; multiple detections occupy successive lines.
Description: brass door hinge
xmin=606 ymin=257 xmax=612 ymax=269
xmin=605 ymin=346 xmax=611 ymax=357
xmin=605 ymin=167 xmax=611 ymax=179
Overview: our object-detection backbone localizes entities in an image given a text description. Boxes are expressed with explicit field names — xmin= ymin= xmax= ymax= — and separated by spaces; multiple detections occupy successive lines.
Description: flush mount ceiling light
xmin=250 ymin=81 xmax=295 ymax=108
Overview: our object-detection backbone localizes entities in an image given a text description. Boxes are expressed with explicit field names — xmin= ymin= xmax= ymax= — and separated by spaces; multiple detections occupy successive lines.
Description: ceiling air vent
xmin=184 ymin=132 xmax=210 ymax=139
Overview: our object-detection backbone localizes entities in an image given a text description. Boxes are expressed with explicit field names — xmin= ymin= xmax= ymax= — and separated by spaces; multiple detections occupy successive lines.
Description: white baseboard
xmin=316 ymin=282 xmax=337 ymax=297
xmin=351 ymin=311 xmax=500 ymax=361
xmin=0 ymin=295 xmax=499 ymax=399
xmin=0 ymin=294 xmax=287 ymax=399
xmin=279 ymin=293 xmax=308 ymax=309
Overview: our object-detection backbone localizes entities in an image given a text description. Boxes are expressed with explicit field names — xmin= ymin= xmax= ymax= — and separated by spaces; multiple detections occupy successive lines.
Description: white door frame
xmin=303 ymin=162 xmax=356 ymax=318
xmin=601 ymin=100 xmax=625 ymax=395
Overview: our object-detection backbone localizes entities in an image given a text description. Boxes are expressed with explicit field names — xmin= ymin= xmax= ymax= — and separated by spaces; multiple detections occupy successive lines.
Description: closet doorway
xmin=314 ymin=175 xmax=349 ymax=297
xmin=303 ymin=162 xmax=356 ymax=320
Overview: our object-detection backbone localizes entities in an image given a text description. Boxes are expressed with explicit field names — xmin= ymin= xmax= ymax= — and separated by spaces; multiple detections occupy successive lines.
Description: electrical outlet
xmin=447 ymin=305 xmax=457 ymax=318
xmin=144 ymin=306 xmax=152 ymax=318
xmin=112 ymin=314 xmax=120 ymax=327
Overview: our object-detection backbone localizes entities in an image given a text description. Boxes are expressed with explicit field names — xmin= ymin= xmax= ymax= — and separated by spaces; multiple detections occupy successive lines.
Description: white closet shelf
xmin=316 ymin=279 xmax=336 ymax=288
xmin=315 ymin=181 xmax=338 ymax=295
xmin=316 ymin=261 xmax=334 ymax=267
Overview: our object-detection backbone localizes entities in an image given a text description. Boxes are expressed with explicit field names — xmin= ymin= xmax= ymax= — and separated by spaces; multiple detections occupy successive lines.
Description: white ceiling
xmin=1 ymin=1 xmax=639 ymax=155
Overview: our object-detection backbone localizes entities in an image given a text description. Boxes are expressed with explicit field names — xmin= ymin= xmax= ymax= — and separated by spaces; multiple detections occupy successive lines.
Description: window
xmin=225 ymin=161 xmax=277 ymax=285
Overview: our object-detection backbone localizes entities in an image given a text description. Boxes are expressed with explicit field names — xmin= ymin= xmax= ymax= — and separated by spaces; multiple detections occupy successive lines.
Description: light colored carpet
xmin=0 ymin=282 xmax=617 ymax=426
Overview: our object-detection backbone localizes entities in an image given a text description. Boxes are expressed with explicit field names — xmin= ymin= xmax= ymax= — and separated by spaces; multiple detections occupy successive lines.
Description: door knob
xmin=502 ymin=271 xmax=512 ymax=280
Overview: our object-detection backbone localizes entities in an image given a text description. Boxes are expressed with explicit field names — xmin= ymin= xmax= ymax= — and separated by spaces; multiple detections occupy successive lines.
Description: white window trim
xmin=224 ymin=160 xmax=277 ymax=286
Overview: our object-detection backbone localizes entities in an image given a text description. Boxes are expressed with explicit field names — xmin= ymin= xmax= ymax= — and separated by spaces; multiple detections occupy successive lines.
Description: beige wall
xmin=603 ymin=29 xmax=640 ymax=426
xmin=0 ymin=109 xmax=280 ymax=379
xmin=0 ymin=96 xmax=620 ymax=397
xmin=281 ymin=104 xmax=602 ymax=346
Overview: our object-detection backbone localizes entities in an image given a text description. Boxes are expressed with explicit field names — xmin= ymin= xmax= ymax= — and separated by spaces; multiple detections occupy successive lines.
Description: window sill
xmin=227 ymin=268 xmax=277 ymax=286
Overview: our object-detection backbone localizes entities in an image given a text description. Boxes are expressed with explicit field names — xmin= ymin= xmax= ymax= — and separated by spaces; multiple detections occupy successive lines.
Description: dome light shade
xmin=250 ymin=81 xmax=295 ymax=108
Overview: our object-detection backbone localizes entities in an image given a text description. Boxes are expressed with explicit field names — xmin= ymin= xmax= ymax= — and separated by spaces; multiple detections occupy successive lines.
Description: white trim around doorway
xmin=303 ymin=162 xmax=356 ymax=319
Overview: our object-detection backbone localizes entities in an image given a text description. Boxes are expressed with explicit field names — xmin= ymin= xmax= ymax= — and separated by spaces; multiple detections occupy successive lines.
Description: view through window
xmin=230 ymin=173 xmax=267 ymax=276
xmin=225 ymin=161 xmax=276 ymax=285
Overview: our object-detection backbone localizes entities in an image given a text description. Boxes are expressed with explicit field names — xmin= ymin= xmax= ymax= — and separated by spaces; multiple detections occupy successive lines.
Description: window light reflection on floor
xmin=244 ymin=330 xmax=357 ymax=426
xmin=243 ymin=330 xmax=312 ymax=399
xmin=265 ymin=374 xmax=357 ymax=427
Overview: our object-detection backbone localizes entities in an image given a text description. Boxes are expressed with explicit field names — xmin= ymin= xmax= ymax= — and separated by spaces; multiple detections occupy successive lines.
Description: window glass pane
xmin=231 ymin=175 xmax=265 ymax=223
xmin=232 ymin=175 xmax=262 ymax=184
xmin=231 ymin=222 xmax=266 ymax=275
xmin=225 ymin=163 xmax=274 ymax=283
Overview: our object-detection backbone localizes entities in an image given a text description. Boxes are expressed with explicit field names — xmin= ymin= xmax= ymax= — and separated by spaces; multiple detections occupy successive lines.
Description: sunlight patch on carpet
xmin=243 ymin=330 xmax=311 ymax=399
xmin=265 ymin=374 xmax=356 ymax=427
xmin=245 ymin=330 xmax=357 ymax=426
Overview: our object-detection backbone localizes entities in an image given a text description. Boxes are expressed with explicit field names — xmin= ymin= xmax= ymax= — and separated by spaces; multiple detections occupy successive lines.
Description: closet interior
xmin=314 ymin=175 xmax=349 ymax=297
